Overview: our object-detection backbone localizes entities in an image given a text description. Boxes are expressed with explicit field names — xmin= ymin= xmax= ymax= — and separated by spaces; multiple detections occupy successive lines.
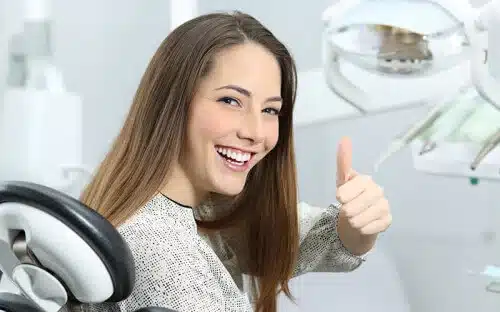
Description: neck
xmin=160 ymin=166 xmax=206 ymax=208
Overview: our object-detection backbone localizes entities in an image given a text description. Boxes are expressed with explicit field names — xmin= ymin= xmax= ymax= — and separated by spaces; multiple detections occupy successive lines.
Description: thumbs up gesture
xmin=335 ymin=137 xmax=392 ymax=255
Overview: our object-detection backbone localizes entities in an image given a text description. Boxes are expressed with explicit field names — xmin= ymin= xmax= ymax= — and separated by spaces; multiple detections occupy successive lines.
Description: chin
xmin=213 ymin=183 xmax=245 ymax=196
xmin=209 ymin=174 xmax=247 ymax=196
xmin=210 ymin=154 xmax=256 ymax=196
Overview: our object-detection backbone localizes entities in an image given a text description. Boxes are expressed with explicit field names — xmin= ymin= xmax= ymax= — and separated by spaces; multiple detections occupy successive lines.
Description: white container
xmin=411 ymin=140 xmax=500 ymax=181
xmin=0 ymin=88 xmax=90 ymax=193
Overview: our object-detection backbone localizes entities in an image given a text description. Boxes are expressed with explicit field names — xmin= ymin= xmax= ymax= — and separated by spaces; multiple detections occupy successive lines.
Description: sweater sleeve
xmin=292 ymin=202 xmax=365 ymax=277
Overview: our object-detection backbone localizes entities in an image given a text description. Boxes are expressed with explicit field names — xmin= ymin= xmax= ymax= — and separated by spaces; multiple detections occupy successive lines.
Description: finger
xmin=336 ymin=136 xmax=353 ymax=186
xmin=336 ymin=175 xmax=374 ymax=204
xmin=346 ymin=198 xmax=389 ymax=228
xmin=341 ymin=187 xmax=386 ymax=218
xmin=358 ymin=214 xmax=393 ymax=235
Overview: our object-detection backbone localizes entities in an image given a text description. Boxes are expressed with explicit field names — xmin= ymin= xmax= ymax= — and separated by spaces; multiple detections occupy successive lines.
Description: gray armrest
xmin=0 ymin=293 xmax=43 ymax=312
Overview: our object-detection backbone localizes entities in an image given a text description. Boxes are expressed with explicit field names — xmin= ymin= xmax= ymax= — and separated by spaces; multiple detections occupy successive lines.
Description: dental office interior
xmin=1 ymin=0 xmax=500 ymax=311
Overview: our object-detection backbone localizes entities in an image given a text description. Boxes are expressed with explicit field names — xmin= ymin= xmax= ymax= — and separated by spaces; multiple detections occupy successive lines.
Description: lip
xmin=215 ymin=147 xmax=255 ymax=173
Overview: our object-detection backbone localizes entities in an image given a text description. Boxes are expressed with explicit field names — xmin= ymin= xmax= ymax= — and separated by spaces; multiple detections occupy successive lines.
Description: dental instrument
xmin=374 ymin=110 xmax=440 ymax=171
xmin=470 ymin=128 xmax=500 ymax=170
xmin=373 ymin=89 xmax=463 ymax=171
xmin=455 ymin=101 xmax=500 ymax=142
xmin=418 ymin=91 xmax=480 ymax=155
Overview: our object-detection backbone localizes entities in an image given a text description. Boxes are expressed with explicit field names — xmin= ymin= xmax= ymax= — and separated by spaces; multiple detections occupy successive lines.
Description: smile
xmin=215 ymin=146 xmax=254 ymax=171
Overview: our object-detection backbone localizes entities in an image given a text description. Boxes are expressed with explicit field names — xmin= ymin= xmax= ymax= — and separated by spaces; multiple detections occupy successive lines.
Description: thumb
xmin=336 ymin=136 xmax=353 ymax=186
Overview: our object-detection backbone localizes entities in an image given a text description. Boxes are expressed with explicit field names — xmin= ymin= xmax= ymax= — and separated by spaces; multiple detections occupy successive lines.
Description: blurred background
xmin=1 ymin=0 xmax=500 ymax=311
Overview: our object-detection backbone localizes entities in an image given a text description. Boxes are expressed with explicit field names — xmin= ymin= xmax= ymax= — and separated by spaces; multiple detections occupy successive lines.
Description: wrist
xmin=337 ymin=210 xmax=377 ymax=256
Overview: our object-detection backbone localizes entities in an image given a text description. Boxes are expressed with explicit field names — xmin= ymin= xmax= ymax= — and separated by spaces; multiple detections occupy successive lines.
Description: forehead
xmin=200 ymin=42 xmax=282 ymax=94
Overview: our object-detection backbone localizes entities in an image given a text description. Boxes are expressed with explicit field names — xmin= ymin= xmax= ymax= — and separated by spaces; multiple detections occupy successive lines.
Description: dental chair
xmin=0 ymin=181 xmax=175 ymax=312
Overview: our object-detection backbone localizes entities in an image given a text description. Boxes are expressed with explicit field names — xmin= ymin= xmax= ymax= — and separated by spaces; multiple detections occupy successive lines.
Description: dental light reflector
xmin=321 ymin=0 xmax=472 ymax=114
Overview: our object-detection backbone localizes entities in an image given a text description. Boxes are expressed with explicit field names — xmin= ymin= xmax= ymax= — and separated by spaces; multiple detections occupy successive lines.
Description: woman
xmin=81 ymin=11 xmax=392 ymax=312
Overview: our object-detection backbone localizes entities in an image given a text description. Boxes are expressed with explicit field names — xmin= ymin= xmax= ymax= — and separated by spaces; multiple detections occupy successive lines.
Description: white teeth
xmin=215 ymin=147 xmax=251 ymax=162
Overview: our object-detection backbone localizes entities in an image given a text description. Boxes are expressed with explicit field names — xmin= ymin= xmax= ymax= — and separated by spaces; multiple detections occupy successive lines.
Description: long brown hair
xmin=81 ymin=11 xmax=298 ymax=311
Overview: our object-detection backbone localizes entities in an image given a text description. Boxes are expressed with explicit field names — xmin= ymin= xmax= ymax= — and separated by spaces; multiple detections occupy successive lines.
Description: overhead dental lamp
xmin=293 ymin=0 xmax=475 ymax=126
xmin=315 ymin=0 xmax=500 ymax=181
xmin=320 ymin=0 xmax=474 ymax=114
xmin=326 ymin=0 xmax=500 ymax=181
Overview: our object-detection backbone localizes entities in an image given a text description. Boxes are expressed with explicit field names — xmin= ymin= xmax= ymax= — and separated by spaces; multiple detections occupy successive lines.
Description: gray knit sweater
xmin=79 ymin=194 xmax=363 ymax=312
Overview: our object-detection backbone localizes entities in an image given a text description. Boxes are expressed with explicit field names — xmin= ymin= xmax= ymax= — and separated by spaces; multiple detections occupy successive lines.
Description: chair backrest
xmin=0 ymin=181 xmax=177 ymax=312
xmin=0 ymin=181 xmax=136 ymax=312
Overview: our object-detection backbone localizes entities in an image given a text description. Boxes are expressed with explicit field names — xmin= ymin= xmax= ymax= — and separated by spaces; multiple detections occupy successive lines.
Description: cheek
xmin=196 ymin=117 xmax=224 ymax=138
xmin=264 ymin=122 xmax=280 ymax=151
xmin=189 ymin=102 xmax=233 ymax=143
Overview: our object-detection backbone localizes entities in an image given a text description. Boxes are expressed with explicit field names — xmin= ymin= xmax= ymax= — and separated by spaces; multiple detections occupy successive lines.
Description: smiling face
xmin=179 ymin=41 xmax=282 ymax=197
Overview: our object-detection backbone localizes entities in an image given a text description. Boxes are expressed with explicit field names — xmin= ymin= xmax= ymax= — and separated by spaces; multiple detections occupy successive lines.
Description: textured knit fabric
xmin=76 ymin=194 xmax=363 ymax=312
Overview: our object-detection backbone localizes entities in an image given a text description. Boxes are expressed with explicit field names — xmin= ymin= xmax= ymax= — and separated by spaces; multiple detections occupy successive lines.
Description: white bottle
xmin=0 ymin=0 xmax=90 ymax=196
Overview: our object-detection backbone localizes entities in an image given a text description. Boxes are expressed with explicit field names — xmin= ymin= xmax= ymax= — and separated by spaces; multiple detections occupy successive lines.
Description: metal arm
xmin=468 ymin=0 xmax=500 ymax=111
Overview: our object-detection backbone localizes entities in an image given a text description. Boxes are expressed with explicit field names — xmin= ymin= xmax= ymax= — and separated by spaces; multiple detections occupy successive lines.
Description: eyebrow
xmin=214 ymin=84 xmax=282 ymax=102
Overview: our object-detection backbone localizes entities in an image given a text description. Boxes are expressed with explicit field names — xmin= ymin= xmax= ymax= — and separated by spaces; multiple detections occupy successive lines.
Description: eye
xmin=262 ymin=107 xmax=281 ymax=116
xmin=218 ymin=96 xmax=240 ymax=106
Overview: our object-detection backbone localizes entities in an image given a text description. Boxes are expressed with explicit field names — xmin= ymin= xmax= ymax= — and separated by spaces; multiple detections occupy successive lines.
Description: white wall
xmin=50 ymin=0 xmax=174 ymax=167
xmin=2 ymin=0 xmax=175 ymax=167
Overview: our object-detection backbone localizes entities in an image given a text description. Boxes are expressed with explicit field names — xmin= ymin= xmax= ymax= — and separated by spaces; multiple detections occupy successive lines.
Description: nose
xmin=237 ymin=111 xmax=265 ymax=144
